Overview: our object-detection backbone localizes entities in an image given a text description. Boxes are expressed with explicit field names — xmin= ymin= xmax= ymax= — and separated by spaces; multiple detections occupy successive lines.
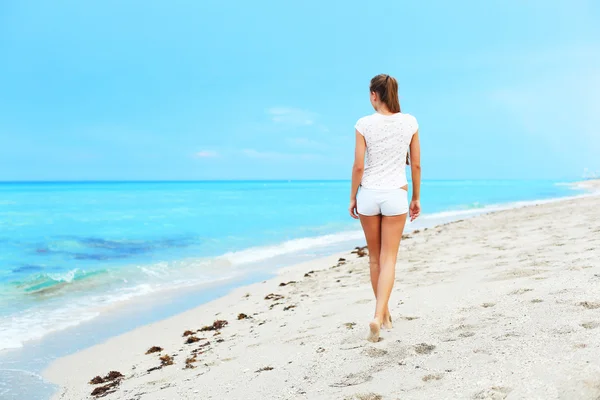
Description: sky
xmin=1 ymin=0 xmax=599 ymax=181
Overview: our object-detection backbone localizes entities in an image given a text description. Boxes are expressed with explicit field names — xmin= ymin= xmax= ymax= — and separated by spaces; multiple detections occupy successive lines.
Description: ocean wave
xmin=12 ymin=230 xmax=366 ymax=297
xmin=0 ymin=273 xmax=237 ymax=351
xmin=13 ymin=269 xmax=94 ymax=296
xmin=0 ymin=304 xmax=100 ymax=351
xmin=217 ymin=230 xmax=364 ymax=266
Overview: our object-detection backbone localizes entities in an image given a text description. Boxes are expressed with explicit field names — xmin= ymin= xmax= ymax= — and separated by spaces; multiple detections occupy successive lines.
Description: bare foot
xmin=382 ymin=314 xmax=393 ymax=330
xmin=368 ymin=320 xmax=381 ymax=342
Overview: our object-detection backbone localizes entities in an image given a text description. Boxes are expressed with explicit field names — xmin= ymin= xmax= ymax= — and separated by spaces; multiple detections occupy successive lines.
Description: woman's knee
xmin=379 ymin=256 xmax=397 ymax=271
xmin=368 ymin=258 xmax=380 ymax=270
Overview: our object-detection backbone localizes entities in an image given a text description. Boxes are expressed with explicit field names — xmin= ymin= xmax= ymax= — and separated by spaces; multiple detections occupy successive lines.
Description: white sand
xmin=45 ymin=182 xmax=600 ymax=400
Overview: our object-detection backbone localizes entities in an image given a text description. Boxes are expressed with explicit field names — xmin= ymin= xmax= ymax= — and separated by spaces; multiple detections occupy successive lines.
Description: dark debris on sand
xmin=200 ymin=319 xmax=229 ymax=332
xmin=186 ymin=336 xmax=201 ymax=344
xmin=145 ymin=346 xmax=163 ymax=355
xmin=332 ymin=258 xmax=347 ymax=269
xmin=160 ymin=354 xmax=174 ymax=366
xmin=105 ymin=371 xmax=123 ymax=381
xmin=190 ymin=341 xmax=211 ymax=357
xmin=264 ymin=293 xmax=285 ymax=301
xmin=89 ymin=376 xmax=105 ymax=385
xmin=184 ymin=356 xmax=197 ymax=369
xmin=237 ymin=313 xmax=250 ymax=320
xmin=91 ymin=380 xmax=120 ymax=398
xmin=283 ymin=305 xmax=296 ymax=311
xmin=255 ymin=366 xmax=274 ymax=373
xmin=89 ymin=371 xmax=124 ymax=398
xmin=279 ymin=280 xmax=297 ymax=287
xmin=304 ymin=270 xmax=316 ymax=277
xmin=351 ymin=246 xmax=368 ymax=257
xmin=89 ymin=371 xmax=124 ymax=385
xmin=182 ymin=330 xmax=196 ymax=337
xmin=147 ymin=354 xmax=175 ymax=373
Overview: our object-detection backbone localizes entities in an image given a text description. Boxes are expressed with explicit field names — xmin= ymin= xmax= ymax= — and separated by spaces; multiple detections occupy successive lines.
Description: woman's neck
xmin=376 ymin=105 xmax=394 ymax=116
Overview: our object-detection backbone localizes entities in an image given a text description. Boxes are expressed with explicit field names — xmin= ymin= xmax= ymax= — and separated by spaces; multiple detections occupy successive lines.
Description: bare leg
xmin=370 ymin=214 xmax=407 ymax=340
xmin=359 ymin=215 xmax=392 ymax=336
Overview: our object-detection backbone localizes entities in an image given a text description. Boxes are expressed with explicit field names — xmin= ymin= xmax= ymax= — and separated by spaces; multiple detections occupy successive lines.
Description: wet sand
xmin=45 ymin=182 xmax=600 ymax=400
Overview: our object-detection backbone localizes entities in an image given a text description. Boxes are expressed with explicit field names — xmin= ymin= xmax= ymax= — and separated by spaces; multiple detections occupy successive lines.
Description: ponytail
xmin=384 ymin=75 xmax=400 ymax=113
xmin=369 ymin=74 xmax=401 ymax=113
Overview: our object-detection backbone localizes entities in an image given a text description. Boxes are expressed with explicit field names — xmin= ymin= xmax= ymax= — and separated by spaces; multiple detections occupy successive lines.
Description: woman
xmin=349 ymin=74 xmax=421 ymax=342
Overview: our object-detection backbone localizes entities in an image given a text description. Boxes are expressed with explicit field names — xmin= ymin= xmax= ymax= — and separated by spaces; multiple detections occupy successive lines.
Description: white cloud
xmin=266 ymin=107 xmax=317 ymax=127
xmin=194 ymin=150 xmax=218 ymax=158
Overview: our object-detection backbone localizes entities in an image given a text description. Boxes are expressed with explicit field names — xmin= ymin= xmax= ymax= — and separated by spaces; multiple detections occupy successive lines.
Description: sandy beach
xmin=45 ymin=183 xmax=600 ymax=400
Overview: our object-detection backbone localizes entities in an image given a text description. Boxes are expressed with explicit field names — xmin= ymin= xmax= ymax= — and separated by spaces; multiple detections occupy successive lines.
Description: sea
xmin=0 ymin=180 xmax=588 ymax=399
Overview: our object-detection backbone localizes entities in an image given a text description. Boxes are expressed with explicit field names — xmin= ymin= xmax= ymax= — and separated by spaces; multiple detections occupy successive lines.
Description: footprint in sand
xmin=330 ymin=372 xmax=373 ymax=387
xmin=552 ymin=325 xmax=575 ymax=335
xmin=344 ymin=394 xmax=382 ymax=400
xmin=472 ymin=386 xmax=512 ymax=399
xmin=422 ymin=373 xmax=444 ymax=382
xmin=509 ymin=288 xmax=533 ymax=295
xmin=362 ymin=348 xmax=388 ymax=358
xmin=491 ymin=269 xmax=545 ymax=281
xmin=581 ymin=321 xmax=600 ymax=329
xmin=449 ymin=323 xmax=477 ymax=332
xmin=413 ymin=343 xmax=436 ymax=355
xmin=578 ymin=301 xmax=600 ymax=309
xmin=494 ymin=332 xmax=520 ymax=341
xmin=481 ymin=303 xmax=495 ymax=308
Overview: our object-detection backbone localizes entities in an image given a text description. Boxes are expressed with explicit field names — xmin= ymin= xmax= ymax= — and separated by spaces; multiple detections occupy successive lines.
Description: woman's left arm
xmin=349 ymin=131 xmax=366 ymax=219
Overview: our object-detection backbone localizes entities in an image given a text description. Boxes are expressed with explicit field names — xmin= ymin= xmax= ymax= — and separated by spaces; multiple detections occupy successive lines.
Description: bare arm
xmin=349 ymin=131 xmax=366 ymax=219
xmin=409 ymin=131 xmax=421 ymax=221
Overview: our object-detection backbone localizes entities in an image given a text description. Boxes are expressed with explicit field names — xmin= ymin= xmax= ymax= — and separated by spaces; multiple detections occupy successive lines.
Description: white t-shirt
xmin=355 ymin=112 xmax=419 ymax=189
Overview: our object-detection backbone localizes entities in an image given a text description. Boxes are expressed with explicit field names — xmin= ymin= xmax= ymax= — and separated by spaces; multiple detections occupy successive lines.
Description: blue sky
xmin=1 ymin=0 xmax=599 ymax=181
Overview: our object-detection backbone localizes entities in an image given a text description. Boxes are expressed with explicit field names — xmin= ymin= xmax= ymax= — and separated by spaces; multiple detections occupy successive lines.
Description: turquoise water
xmin=0 ymin=180 xmax=582 ymax=353
xmin=0 ymin=179 xmax=586 ymax=399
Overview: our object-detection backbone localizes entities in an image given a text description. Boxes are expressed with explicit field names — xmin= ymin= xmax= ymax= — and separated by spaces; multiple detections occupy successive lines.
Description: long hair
xmin=369 ymin=74 xmax=400 ymax=113
xmin=370 ymin=74 xmax=409 ymax=164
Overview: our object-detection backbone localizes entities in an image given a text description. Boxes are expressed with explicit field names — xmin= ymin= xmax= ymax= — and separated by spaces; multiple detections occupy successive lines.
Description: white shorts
xmin=357 ymin=187 xmax=408 ymax=216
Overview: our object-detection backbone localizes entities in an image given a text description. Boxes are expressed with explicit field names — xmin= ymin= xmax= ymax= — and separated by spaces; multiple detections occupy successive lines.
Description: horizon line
xmin=0 ymin=178 xmax=580 ymax=184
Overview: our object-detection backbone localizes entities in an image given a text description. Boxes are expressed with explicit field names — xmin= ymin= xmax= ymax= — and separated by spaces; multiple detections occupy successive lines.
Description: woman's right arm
xmin=409 ymin=131 xmax=421 ymax=221
xmin=349 ymin=131 xmax=366 ymax=219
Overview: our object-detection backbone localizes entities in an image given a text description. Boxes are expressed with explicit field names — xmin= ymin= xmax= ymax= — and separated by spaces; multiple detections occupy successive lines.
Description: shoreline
xmin=4 ymin=181 xmax=594 ymax=353
xmin=42 ymin=180 xmax=600 ymax=400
